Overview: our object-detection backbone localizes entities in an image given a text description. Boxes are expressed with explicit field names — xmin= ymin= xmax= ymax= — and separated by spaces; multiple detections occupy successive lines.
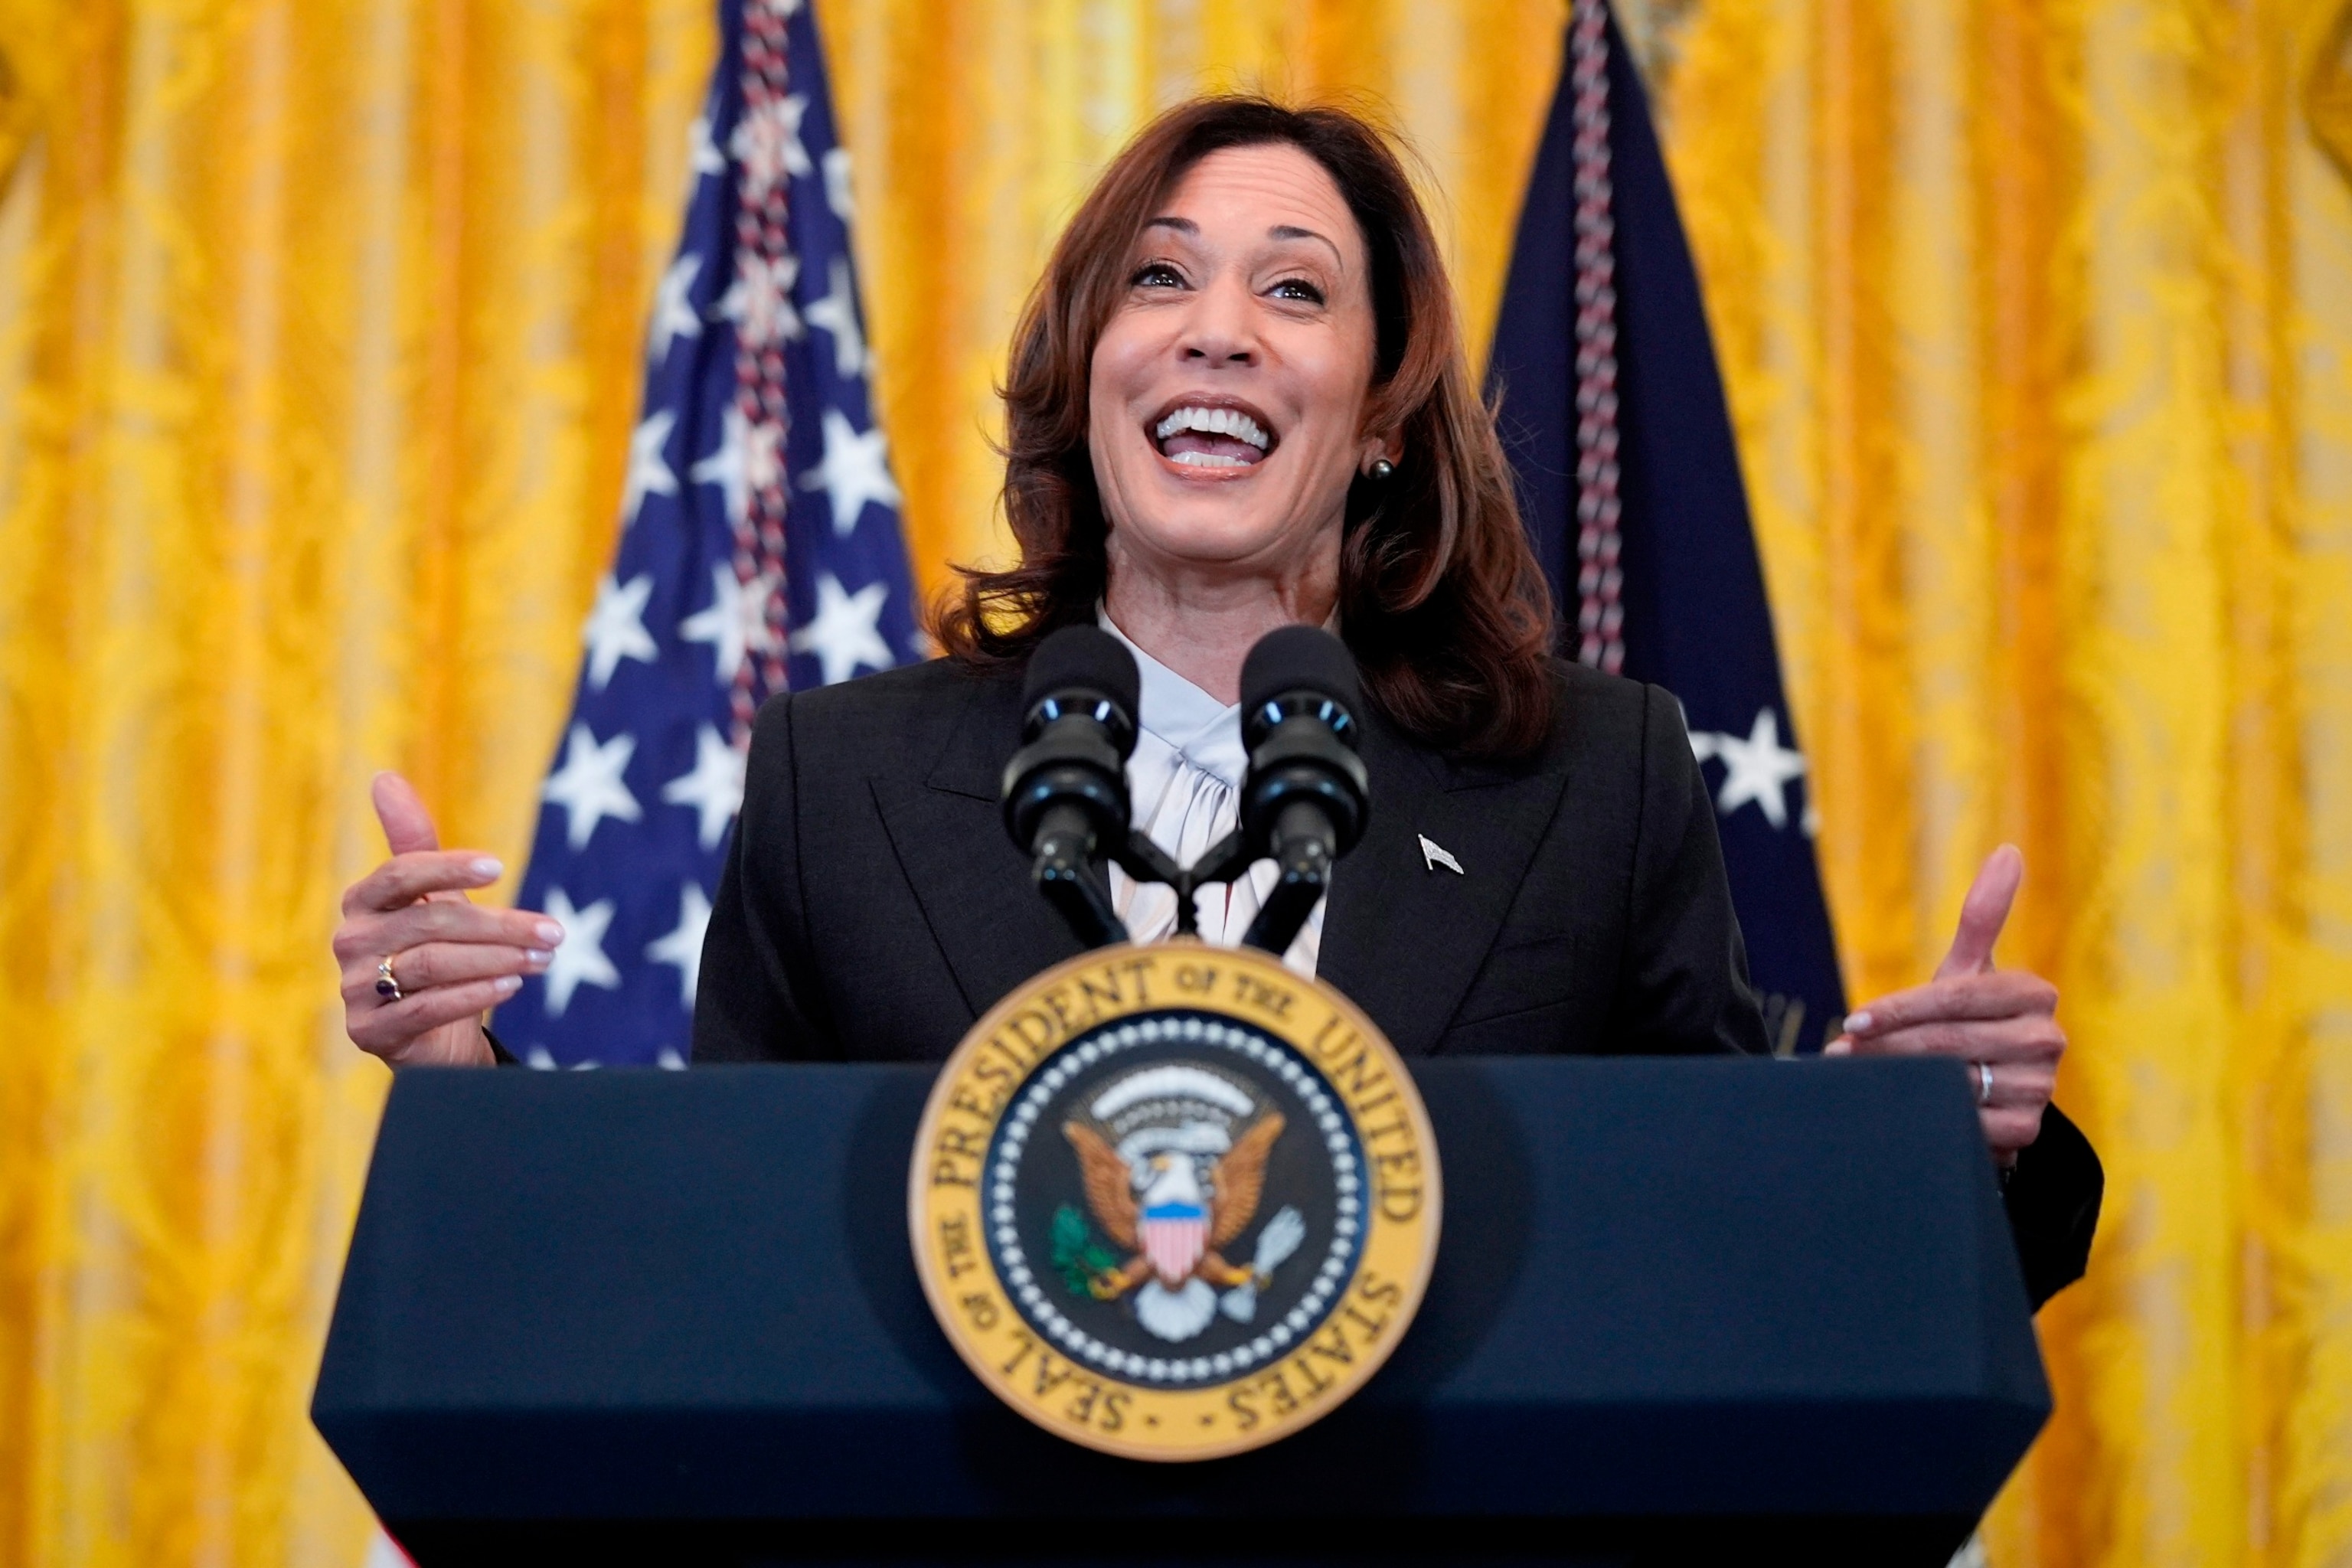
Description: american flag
xmin=495 ymin=0 xmax=920 ymax=1067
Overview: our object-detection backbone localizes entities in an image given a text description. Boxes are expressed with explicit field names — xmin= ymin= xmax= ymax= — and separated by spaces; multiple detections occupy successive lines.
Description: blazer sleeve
xmin=1610 ymin=683 xmax=1773 ymax=1057
xmin=693 ymin=694 xmax=838 ymax=1062
xmin=2004 ymin=1102 xmax=2103 ymax=1308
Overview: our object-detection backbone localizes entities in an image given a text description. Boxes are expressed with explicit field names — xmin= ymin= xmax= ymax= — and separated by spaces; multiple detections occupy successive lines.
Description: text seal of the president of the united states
xmin=910 ymin=941 xmax=1442 ymax=1460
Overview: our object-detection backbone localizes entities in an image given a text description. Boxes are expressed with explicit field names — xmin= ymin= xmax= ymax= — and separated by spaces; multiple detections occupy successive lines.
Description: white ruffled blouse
xmin=1099 ymin=612 xmax=1326 ymax=978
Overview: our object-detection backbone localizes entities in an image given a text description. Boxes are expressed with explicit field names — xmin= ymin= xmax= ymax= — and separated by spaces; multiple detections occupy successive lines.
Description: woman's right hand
xmin=334 ymin=772 xmax=563 ymax=1069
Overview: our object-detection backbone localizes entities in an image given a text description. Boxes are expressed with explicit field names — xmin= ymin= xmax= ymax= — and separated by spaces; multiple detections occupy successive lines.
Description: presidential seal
xmin=910 ymin=941 xmax=1440 ymax=1461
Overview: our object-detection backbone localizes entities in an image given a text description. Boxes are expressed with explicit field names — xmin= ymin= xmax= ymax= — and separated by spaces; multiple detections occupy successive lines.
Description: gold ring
xmin=375 ymin=955 xmax=403 ymax=1003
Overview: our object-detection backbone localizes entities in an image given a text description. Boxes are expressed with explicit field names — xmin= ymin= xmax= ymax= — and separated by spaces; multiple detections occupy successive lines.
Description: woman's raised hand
xmin=334 ymin=773 xmax=562 ymax=1069
xmin=1826 ymin=846 xmax=2064 ymax=1165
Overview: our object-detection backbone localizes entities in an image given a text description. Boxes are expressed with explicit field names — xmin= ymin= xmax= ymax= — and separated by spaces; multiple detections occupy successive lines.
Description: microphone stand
xmin=1050 ymin=823 xmax=1319 ymax=959
xmin=1029 ymin=804 xmax=1128 ymax=951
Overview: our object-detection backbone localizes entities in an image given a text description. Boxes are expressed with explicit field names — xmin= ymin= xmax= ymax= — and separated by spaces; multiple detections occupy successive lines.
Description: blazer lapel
xmin=873 ymin=677 xmax=1082 ymax=1021
xmin=1317 ymin=712 xmax=1572 ymax=1055
xmin=870 ymin=667 xmax=1568 ymax=1051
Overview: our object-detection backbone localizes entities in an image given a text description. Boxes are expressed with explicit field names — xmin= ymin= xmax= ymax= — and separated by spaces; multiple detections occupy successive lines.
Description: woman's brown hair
xmin=933 ymin=96 xmax=1557 ymax=760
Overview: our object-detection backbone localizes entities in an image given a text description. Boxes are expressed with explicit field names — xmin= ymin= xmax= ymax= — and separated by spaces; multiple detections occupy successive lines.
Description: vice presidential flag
xmin=1487 ymin=0 xmax=1847 ymax=1052
xmin=497 ymin=0 xmax=920 ymax=1067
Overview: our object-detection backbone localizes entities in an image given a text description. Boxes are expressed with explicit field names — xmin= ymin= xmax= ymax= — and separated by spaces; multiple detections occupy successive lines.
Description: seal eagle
xmin=1063 ymin=1112 xmax=1285 ymax=1301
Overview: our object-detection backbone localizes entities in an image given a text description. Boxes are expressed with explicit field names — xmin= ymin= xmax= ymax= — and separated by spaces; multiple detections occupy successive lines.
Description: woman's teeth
xmin=1153 ymin=406 xmax=1270 ymax=451
xmin=1171 ymin=450 xmax=1250 ymax=468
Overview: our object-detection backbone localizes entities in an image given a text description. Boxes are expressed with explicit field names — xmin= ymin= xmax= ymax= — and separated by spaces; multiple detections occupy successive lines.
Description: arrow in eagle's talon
xmin=1418 ymin=834 xmax=1463 ymax=875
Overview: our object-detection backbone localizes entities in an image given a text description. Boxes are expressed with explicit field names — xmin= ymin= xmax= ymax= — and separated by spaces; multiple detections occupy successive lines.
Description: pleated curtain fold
xmin=1 ymin=3 xmax=2349 ymax=1564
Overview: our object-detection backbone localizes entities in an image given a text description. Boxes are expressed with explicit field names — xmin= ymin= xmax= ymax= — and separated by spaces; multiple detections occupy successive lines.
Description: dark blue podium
xmin=313 ymin=1057 xmax=2047 ymax=1566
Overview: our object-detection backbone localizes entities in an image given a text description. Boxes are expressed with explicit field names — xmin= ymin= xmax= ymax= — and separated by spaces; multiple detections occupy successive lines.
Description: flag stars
xmin=648 ymin=254 xmax=705 ymax=361
xmin=1692 ymin=707 xmax=1808 ymax=829
xmin=800 ymin=408 xmax=901 ymax=537
xmin=541 ymin=723 xmax=643 ymax=849
xmin=687 ymin=111 xmax=726 ymax=178
xmin=581 ymin=572 xmax=658 ymax=691
xmin=731 ymin=92 xmax=811 ymax=195
xmin=621 ymin=410 xmax=679 ymax=527
xmin=539 ymin=887 xmax=621 ymax=1018
xmin=661 ymin=723 xmax=746 ymax=849
xmin=645 ymin=881 xmax=714 ymax=1010
xmin=790 ymin=572 xmax=894 ymax=685
xmin=681 ymin=564 xmax=780 ymax=684
xmin=803 ymin=257 xmax=870 ymax=379
xmin=717 ymin=253 xmax=802 ymax=348
xmin=689 ymin=406 xmax=750 ymax=524
xmin=691 ymin=405 xmax=784 ymax=528
xmin=822 ymin=147 xmax=855 ymax=221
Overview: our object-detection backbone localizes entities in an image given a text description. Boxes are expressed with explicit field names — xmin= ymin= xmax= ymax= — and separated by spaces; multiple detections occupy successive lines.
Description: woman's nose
xmin=1175 ymin=276 xmax=1258 ymax=366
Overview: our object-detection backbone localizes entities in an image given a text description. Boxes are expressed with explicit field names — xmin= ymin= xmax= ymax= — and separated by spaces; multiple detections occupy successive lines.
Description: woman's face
xmin=1088 ymin=143 xmax=1388 ymax=587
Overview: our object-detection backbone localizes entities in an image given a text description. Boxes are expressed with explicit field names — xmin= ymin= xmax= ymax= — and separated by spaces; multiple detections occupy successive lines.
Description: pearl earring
xmin=1369 ymin=458 xmax=1396 ymax=481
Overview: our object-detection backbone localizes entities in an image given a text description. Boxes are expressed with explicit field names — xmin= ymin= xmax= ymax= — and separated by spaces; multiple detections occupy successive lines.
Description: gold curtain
xmin=1658 ymin=1 xmax=2352 ymax=1563
xmin=0 ymin=1 xmax=720 ymax=1561
xmin=0 ymin=0 xmax=2347 ymax=1564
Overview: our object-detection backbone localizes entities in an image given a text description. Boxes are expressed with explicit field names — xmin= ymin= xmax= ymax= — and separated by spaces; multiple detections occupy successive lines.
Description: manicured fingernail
xmin=1846 ymin=1010 xmax=1873 ymax=1033
xmin=492 ymin=975 xmax=522 ymax=996
xmin=471 ymin=858 xmax=504 ymax=880
xmin=524 ymin=949 xmax=552 ymax=969
xmin=535 ymin=921 xmax=564 ymax=945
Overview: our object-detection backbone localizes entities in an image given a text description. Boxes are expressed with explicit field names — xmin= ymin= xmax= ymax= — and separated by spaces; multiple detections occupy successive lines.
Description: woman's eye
xmin=1132 ymin=263 xmax=1184 ymax=289
xmin=1270 ymin=278 xmax=1326 ymax=305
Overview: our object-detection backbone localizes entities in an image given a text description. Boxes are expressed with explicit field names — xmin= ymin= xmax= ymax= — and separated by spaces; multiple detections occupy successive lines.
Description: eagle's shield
xmin=1141 ymin=1201 xmax=1208 ymax=1285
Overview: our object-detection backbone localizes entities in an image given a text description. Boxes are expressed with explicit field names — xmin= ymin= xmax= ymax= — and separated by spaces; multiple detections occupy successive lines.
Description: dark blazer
xmin=694 ymin=655 xmax=2099 ymax=1305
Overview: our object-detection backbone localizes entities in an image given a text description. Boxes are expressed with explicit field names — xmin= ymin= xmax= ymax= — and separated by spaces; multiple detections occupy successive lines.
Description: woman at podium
xmin=329 ymin=97 xmax=2098 ymax=1306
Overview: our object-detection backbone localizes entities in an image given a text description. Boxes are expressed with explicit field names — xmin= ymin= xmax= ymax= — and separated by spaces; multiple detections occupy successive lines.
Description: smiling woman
xmin=332 ymin=95 xmax=2096 ymax=1312
xmin=938 ymin=100 xmax=1555 ymax=757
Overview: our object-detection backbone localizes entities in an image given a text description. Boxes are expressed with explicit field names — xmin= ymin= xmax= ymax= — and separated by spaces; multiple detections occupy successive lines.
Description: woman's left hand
xmin=1825 ymin=845 xmax=2063 ymax=1166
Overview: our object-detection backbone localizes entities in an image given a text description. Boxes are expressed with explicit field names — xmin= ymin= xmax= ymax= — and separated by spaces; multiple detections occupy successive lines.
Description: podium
xmin=313 ymin=1057 xmax=2047 ymax=1566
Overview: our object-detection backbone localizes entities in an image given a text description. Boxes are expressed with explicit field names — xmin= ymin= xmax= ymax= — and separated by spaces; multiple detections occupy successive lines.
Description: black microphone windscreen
xmin=1024 ymin=624 xmax=1141 ymax=718
xmin=1240 ymin=625 xmax=1361 ymax=715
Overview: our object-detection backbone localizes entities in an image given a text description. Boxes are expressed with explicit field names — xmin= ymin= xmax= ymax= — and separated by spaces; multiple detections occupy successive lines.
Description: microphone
xmin=1235 ymin=626 xmax=1370 ymax=956
xmin=1001 ymin=626 xmax=1140 ymax=949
